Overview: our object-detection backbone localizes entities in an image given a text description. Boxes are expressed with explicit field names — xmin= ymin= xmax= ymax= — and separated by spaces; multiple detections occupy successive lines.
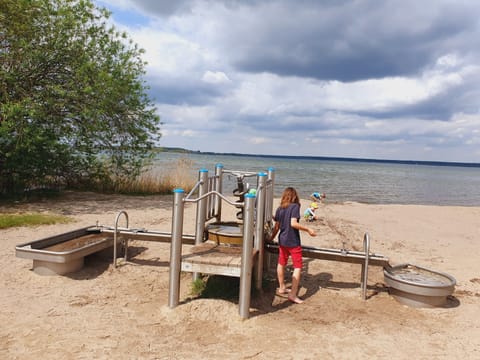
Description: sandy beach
xmin=1 ymin=191 xmax=479 ymax=359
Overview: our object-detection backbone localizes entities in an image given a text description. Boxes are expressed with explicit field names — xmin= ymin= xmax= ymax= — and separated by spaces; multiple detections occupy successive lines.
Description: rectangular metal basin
xmin=15 ymin=226 xmax=196 ymax=276
xmin=15 ymin=226 xmax=116 ymax=275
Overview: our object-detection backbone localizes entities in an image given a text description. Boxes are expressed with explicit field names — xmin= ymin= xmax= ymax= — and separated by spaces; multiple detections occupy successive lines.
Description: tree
xmin=0 ymin=0 xmax=161 ymax=195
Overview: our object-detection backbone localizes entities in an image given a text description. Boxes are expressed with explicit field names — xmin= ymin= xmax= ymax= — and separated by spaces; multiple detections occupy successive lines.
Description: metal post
xmin=113 ymin=210 xmax=128 ymax=268
xmin=193 ymin=169 xmax=208 ymax=281
xmin=214 ymin=163 xmax=224 ymax=222
xmin=267 ymin=167 xmax=275 ymax=221
xmin=254 ymin=172 xmax=267 ymax=290
xmin=361 ymin=232 xmax=370 ymax=300
xmin=168 ymin=189 xmax=185 ymax=308
xmin=195 ymin=169 xmax=208 ymax=245
xmin=239 ymin=193 xmax=255 ymax=319
xmin=264 ymin=167 xmax=276 ymax=274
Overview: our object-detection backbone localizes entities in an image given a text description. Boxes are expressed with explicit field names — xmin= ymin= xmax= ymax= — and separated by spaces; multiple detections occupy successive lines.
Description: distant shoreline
xmin=157 ymin=147 xmax=480 ymax=168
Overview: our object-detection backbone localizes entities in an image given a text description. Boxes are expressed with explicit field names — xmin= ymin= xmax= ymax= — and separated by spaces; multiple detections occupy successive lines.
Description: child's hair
xmin=280 ymin=187 xmax=300 ymax=208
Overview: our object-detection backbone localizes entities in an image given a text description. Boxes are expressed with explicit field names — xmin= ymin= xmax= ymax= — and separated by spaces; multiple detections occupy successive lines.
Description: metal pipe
xmin=264 ymin=243 xmax=389 ymax=267
xmin=361 ymin=232 xmax=370 ymax=300
xmin=193 ymin=169 xmax=208 ymax=282
xmin=266 ymin=167 xmax=275 ymax=222
xmin=195 ymin=169 xmax=208 ymax=246
xmin=168 ymin=189 xmax=185 ymax=308
xmin=215 ymin=164 xmax=223 ymax=222
xmin=185 ymin=179 xmax=203 ymax=199
xmin=239 ymin=193 xmax=255 ymax=319
xmin=206 ymin=175 xmax=216 ymax=220
xmin=264 ymin=168 xmax=276 ymax=274
xmin=222 ymin=169 xmax=258 ymax=178
xmin=254 ymin=172 xmax=267 ymax=290
xmin=113 ymin=210 xmax=129 ymax=268
xmin=186 ymin=189 xmax=244 ymax=207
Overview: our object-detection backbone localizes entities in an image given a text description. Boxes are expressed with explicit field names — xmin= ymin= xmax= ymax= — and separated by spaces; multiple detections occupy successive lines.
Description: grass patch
xmin=0 ymin=213 xmax=72 ymax=229
xmin=191 ymin=277 xmax=207 ymax=296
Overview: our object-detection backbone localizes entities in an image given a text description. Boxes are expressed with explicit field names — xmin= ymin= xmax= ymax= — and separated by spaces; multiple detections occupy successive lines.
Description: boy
xmin=304 ymin=202 xmax=319 ymax=222
xmin=310 ymin=192 xmax=326 ymax=203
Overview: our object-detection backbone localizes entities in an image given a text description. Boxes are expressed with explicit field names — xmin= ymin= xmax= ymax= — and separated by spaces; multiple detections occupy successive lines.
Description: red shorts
xmin=278 ymin=245 xmax=303 ymax=269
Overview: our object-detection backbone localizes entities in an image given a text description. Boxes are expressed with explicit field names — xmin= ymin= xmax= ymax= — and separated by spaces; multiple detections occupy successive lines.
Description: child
xmin=270 ymin=187 xmax=317 ymax=304
xmin=303 ymin=202 xmax=319 ymax=222
xmin=310 ymin=192 xmax=326 ymax=203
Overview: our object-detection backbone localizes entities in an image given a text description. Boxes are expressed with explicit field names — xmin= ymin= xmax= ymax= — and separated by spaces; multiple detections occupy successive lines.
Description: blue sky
xmin=95 ymin=0 xmax=480 ymax=162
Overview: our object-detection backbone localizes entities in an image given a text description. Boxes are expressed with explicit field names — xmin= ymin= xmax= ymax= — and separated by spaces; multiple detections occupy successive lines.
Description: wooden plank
xmin=181 ymin=241 xmax=257 ymax=277
xmin=181 ymin=262 xmax=241 ymax=277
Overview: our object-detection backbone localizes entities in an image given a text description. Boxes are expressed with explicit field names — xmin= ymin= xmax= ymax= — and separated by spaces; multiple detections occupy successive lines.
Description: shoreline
xmin=1 ymin=192 xmax=479 ymax=359
xmin=153 ymin=152 xmax=480 ymax=206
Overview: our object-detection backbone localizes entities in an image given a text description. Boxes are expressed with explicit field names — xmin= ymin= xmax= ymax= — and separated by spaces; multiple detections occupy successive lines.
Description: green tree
xmin=0 ymin=0 xmax=161 ymax=195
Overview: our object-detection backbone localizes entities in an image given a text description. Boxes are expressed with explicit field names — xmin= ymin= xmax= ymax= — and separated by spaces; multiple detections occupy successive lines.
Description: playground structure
xmin=167 ymin=165 xmax=276 ymax=318
xmin=15 ymin=164 xmax=457 ymax=318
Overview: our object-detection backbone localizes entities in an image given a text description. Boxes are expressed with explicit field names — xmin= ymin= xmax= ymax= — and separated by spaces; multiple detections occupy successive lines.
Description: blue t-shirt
xmin=274 ymin=203 xmax=301 ymax=247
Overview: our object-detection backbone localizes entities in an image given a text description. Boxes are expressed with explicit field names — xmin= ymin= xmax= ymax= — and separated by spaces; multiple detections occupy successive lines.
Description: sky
xmin=95 ymin=0 xmax=480 ymax=162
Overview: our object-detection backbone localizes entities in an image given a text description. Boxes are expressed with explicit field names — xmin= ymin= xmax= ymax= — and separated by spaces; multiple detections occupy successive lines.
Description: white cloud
xmin=202 ymin=71 xmax=231 ymax=84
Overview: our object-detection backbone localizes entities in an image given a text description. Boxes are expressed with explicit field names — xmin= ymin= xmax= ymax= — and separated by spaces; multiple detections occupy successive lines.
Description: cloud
xmin=94 ymin=0 xmax=480 ymax=162
xmin=202 ymin=71 xmax=231 ymax=84
xmin=207 ymin=0 xmax=480 ymax=81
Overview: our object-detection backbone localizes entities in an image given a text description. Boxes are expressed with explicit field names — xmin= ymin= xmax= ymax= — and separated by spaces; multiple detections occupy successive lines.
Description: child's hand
xmin=308 ymin=228 xmax=317 ymax=237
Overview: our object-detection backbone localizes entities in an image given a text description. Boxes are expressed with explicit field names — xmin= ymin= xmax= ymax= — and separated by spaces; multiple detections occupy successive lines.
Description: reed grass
xmin=116 ymin=157 xmax=198 ymax=195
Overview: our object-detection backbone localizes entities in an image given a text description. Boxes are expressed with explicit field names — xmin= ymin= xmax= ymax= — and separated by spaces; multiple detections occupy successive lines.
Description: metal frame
xmin=168 ymin=166 xmax=275 ymax=319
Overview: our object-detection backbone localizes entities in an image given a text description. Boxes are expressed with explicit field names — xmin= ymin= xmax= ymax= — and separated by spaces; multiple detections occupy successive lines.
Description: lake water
xmin=153 ymin=152 xmax=480 ymax=206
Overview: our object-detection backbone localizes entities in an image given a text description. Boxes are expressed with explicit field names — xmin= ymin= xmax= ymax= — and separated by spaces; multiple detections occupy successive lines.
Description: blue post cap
xmin=173 ymin=188 xmax=185 ymax=193
xmin=268 ymin=167 xmax=275 ymax=171
xmin=216 ymin=163 xmax=224 ymax=168
xmin=245 ymin=193 xmax=256 ymax=198
xmin=257 ymin=172 xmax=267 ymax=177
xmin=199 ymin=168 xmax=208 ymax=173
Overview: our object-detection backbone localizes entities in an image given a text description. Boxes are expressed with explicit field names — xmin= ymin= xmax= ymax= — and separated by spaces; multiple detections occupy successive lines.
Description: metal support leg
xmin=169 ymin=189 xmax=185 ymax=308
xmin=193 ymin=169 xmax=208 ymax=282
xmin=239 ymin=194 xmax=255 ymax=319
xmin=361 ymin=233 xmax=370 ymax=300
xmin=214 ymin=164 xmax=224 ymax=222
xmin=254 ymin=172 xmax=267 ymax=290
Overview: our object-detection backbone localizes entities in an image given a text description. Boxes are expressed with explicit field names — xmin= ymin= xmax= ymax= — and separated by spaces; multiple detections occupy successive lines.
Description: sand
xmin=1 ymin=191 xmax=479 ymax=359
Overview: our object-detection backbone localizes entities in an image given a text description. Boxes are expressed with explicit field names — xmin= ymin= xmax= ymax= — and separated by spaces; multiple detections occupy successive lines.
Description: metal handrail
xmin=113 ymin=210 xmax=129 ymax=268
xmin=185 ymin=179 xmax=204 ymax=199
xmin=185 ymin=189 xmax=243 ymax=207
xmin=221 ymin=169 xmax=258 ymax=178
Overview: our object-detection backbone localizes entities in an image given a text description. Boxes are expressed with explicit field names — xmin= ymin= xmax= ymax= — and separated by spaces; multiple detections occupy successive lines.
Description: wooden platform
xmin=181 ymin=241 xmax=258 ymax=277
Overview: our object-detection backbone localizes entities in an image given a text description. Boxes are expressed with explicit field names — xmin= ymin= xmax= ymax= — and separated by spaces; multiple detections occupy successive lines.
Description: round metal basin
xmin=384 ymin=263 xmax=456 ymax=308
xmin=206 ymin=222 xmax=243 ymax=246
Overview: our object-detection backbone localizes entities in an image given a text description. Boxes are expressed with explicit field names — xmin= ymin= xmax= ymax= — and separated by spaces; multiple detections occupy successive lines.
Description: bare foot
xmin=277 ymin=288 xmax=291 ymax=295
xmin=288 ymin=296 xmax=304 ymax=304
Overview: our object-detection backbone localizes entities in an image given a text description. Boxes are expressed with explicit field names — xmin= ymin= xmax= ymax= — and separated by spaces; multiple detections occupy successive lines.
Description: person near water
xmin=304 ymin=202 xmax=319 ymax=222
xmin=270 ymin=187 xmax=317 ymax=304
xmin=310 ymin=192 xmax=326 ymax=202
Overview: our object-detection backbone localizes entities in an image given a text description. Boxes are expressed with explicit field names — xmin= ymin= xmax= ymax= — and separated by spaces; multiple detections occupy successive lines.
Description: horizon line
xmin=159 ymin=147 xmax=480 ymax=168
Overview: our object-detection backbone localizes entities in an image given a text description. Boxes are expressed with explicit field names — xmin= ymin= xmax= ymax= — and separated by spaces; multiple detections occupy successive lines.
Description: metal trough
xmin=15 ymin=226 xmax=195 ymax=276
xmin=15 ymin=226 xmax=114 ymax=275
xmin=384 ymin=263 xmax=456 ymax=308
